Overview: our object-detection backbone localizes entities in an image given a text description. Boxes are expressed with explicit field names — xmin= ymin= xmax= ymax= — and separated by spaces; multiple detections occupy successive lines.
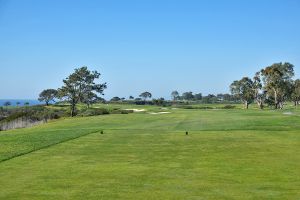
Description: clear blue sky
xmin=0 ymin=0 xmax=299 ymax=99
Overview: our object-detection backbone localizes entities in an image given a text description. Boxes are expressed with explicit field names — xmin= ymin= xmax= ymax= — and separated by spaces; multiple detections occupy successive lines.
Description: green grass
xmin=0 ymin=106 xmax=299 ymax=199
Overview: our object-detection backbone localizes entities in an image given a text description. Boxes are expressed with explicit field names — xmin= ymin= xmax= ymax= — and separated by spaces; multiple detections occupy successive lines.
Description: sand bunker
xmin=125 ymin=109 xmax=146 ymax=112
xmin=149 ymin=112 xmax=171 ymax=115
xmin=283 ymin=112 xmax=293 ymax=115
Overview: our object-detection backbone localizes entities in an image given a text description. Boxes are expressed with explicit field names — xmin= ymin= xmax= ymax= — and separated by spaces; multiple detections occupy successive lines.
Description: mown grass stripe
xmin=0 ymin=129 xmax=101 ymax=163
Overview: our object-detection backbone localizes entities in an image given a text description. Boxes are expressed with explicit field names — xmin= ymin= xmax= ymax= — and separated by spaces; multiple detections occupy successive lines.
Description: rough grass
xmin=0 ymin=107 xmax=299 ymax=199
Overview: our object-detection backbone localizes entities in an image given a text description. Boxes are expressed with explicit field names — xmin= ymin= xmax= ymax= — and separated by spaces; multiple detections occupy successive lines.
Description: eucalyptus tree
xmin=58 ymin=66 xmax=107 ymax=116
xmin=202 ymin=94 xmax=218 ymax=103
xmin=260 ymin=62 xmax=294 ymax=109
xmin=252 ymin=72 xmax=265 ymax=109
xmin=230 ymin=77 xmax=255 ymax=109
xmin=152 ymin=98 xmax=165 ymax=106
xmin=194 ymin=93 xmax=203 ymax=100
xmin=139 ymin=92 xmax=152 ymax=101
xmin=171 ymin=91 xmax=179 ymax=101
xmin=182 ymin=92 xmax=194 ymax=101
xmin=38 ymin=89 xmax=58 ymax=106
xmin=291 ymin=79 xmax=300 ymax=107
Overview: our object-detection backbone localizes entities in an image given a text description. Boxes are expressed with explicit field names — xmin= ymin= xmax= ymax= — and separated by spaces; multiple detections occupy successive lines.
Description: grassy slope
xmin=0 ymin=107 xmax=299 ymax=199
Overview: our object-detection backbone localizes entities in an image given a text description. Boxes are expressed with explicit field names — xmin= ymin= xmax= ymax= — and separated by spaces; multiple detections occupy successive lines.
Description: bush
xmin=1 ymin=106 xmax=67 ymax=123
xmin=175 ymin=105 xmax=214 ymax=109
xmin=184 ymin=106 xmax=195 ymax=109
xmin=46 ymin=109 xmax=67 ymax=119
xmin=198 ymin=106 xmax=214 ymax=109
xmin=80 ymin=108 xmax=110 ymax=116
xmin=111 ymin=109 xmax=133 ymax=114
xmin=222 ymin=105 xmax=236 ymax=109
xmin=3 ymin=112 xmax=27 ymax=122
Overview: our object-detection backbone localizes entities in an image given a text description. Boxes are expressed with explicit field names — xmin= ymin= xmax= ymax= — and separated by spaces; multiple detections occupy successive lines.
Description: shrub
xmin=80 ymin=108 xmax=110 ymax=116
xmin=198 ymin=106 xmax=214 ymax=109
xmin=1 ymin=106 xmax=67 ymax=123
xmin=176 ymin=105 xmax=214 ymax=109
xmin=3 ymin=112 xmax=27 ymax=122
xmin=111 ymin=109 xmax=133 ymax=114
xmin=222 ymin=105 xmax=236 ymax=109
xmin=46 ymin=109 xmax=67 ymax=119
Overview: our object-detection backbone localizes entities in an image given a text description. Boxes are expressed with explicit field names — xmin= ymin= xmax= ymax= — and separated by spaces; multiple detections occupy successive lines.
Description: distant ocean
xmin=0 ymin=99 xmax=42 ymax=106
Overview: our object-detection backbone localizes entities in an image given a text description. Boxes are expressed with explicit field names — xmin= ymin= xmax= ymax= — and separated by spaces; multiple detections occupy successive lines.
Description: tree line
xmin=170 ymin=91 xmax=238 ymax=103
xmin=37 ymin=66 xmax=240 ymax=116
xmin=1 ymin=101 xmax=30 ymax=107
xmin=110 ymin=91 xmax=238 ymax=105
xmin=230 ymin=62 xmax=300 ymax=109
xmin=37 ymin=62 xmax=300 ymax=117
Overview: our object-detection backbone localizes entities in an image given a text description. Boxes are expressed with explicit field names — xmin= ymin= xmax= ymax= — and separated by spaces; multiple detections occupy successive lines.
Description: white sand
xmin=283 ymin=112 xmax=293 ymax=115
xmin=149 ymin=112 xmax=171 ymax=115
xmin=125 ymin=109 xmax=146 ymax=112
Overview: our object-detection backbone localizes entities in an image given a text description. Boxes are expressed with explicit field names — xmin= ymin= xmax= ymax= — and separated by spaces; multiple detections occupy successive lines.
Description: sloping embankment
xmin=0 ymin=117 xmax=46 ymax=131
